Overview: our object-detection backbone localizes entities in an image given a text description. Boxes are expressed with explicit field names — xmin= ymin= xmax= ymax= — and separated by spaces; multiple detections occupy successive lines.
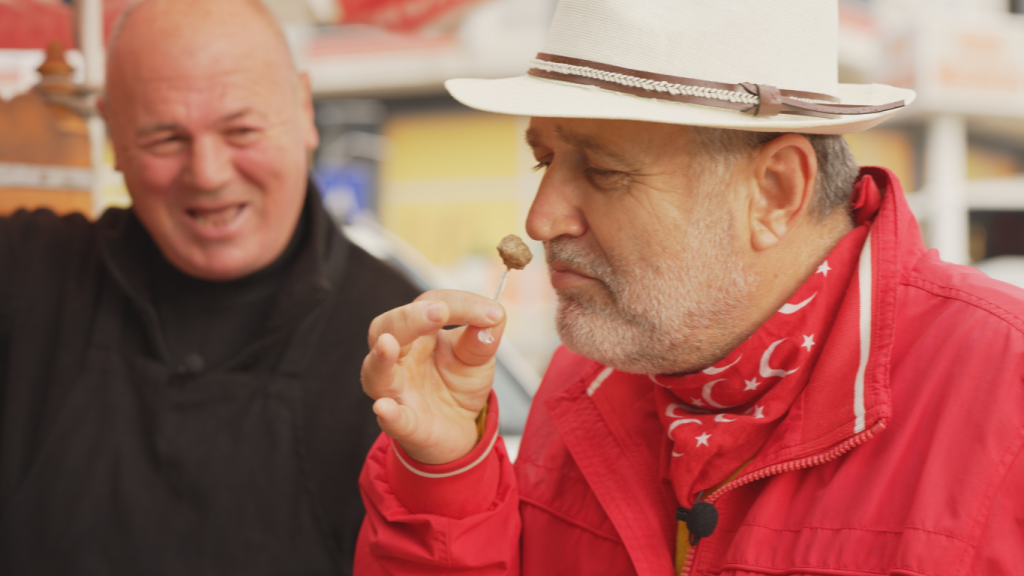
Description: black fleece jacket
xmin=0 ymin=187 xmax=420 ymax=574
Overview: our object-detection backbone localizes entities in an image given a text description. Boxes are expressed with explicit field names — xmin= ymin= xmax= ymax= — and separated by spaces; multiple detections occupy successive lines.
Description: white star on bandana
xmin=802 ymin=334 xmax=816 ymax=352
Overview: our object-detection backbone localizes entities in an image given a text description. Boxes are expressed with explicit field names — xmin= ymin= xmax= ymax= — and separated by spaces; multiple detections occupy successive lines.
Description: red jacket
xmin=357 ymin=168 xmax=1024 ymax=575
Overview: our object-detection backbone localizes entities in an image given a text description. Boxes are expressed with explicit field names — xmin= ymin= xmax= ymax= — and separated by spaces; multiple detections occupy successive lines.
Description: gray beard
xmin=547 ymin=204 xmax=757 ymax=375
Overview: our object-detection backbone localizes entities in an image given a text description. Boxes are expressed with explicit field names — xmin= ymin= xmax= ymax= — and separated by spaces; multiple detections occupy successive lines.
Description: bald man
xmin=0 ymin=0 xmax=419 ymax=573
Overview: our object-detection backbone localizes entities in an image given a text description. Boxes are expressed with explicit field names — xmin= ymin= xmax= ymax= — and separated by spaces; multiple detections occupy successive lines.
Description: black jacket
xmin=0 ymin=189 xmax=420 ymax=574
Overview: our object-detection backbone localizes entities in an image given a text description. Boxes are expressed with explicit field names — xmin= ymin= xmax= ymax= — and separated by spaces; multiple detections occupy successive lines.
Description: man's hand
xmin=361 ymin=289 xmax=505 ymax=465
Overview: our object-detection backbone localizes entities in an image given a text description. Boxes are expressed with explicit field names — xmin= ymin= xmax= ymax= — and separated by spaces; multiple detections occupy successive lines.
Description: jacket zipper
xmin=678 ymin=421 xmax=886 ymax=576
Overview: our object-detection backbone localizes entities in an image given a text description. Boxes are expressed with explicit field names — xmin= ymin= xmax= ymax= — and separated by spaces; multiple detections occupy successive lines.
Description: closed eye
xmin=225 ymin=126 xmax=261 ymax=146
xmin=144 ymin=134 xmax=186 ymax=155
xmin=583 ymin=165 xmax=629 ymax=191
xmin=584 ymin=166 xmax=615 ymax=177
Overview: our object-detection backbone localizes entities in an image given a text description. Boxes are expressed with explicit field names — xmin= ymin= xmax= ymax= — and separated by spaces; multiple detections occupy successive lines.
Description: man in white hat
xmin=358 ymin=1 xmax=1024 ymax=574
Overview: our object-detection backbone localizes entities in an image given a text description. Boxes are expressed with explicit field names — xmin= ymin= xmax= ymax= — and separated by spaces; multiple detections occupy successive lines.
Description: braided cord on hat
xmin=527 ymin=53 xmax=904 ymax=119
xmin=530 ymin=59 xmax=761 ymax=106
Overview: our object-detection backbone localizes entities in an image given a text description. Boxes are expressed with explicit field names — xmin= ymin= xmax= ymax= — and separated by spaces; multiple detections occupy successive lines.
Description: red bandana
xmin=587 ymin=174 xmax=882 ymax=507
xmin=652 ymin=223 xmax=868 ymax=506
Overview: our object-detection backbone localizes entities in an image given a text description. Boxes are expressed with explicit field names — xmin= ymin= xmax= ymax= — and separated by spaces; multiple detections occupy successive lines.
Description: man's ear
xmin=747 ymin=134 xmax=817 ymax=251
xmin=297 ymin=72 xmax=319 ymax=152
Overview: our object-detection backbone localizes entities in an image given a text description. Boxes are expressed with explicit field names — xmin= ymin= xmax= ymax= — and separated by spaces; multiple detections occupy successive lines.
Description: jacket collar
xmin=97 ymin=179 xmax=349 ymax=365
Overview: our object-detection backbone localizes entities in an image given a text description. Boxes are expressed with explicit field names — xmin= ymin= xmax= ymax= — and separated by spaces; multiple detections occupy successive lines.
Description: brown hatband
xmin=527 ymin=53 xmax=904 ymax=119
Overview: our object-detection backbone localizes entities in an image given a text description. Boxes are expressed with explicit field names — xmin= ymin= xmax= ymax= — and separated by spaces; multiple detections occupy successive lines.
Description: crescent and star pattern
xmin=655 ymin=256 xmax=835 ymax=455
xmin=584 ymin=223 xmax=872 ymax=506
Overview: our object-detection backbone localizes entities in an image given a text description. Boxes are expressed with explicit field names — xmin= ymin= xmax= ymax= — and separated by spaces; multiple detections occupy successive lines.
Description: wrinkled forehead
xmin=110 ymin=59 xmax=298 ymax=140
xmin=107 ymin=60 xmax=295 ymax=134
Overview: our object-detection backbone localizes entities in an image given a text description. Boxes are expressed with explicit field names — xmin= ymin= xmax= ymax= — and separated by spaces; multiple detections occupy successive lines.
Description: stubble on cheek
xmin=545 ymin=238 xmax=662 ymax=371
xmin=543 ymin=209 xmax=757 ymax=375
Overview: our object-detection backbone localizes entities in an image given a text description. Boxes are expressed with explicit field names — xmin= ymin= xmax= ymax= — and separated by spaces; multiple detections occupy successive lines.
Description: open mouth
xmin=186 ymin=203 xmax=247 ymax=229
xmin=182 ymin=202 xmax=250 ymax=240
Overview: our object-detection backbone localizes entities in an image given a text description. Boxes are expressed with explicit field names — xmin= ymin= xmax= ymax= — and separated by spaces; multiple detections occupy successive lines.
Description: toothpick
xmin=479 ymin=267 xmax=511 ymax=344
xmin=493 ymin=269 xmax=510 ymax=303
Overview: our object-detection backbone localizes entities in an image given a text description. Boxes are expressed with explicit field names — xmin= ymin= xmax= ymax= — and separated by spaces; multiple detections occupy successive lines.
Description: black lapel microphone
xmin=676 ymin=501 xmax=719 ymax=546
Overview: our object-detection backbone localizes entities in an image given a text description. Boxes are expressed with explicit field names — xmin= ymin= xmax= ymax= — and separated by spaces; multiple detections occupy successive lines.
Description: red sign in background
xmin=0 ymin=0 xmax=483 ymax=50
xmin=339 ymin=0 xmax=484 ymax=32
xmin=0 ymin=0 xmax=131 ymax=49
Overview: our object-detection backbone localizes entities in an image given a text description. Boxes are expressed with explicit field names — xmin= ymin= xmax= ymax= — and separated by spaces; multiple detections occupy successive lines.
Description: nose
xmin=525 ymin=167 xmax=587 ymax=242
xmin=184 ymin=134 xmax=234 ymax=191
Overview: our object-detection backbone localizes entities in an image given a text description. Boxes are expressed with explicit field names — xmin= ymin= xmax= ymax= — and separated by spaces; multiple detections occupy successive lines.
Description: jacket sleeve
xmin=355 ymin=391 xmax=522 ymax=575
xmin=0 ymin=209 xmax=95 ymax=455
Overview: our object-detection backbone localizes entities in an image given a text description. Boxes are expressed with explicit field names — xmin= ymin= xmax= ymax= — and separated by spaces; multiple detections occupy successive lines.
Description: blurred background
xmin=3 ymin=0 xmax=1024 ymax=384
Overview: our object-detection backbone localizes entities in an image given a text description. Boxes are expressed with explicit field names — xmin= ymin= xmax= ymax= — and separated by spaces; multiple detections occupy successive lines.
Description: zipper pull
xmin=676 ymin=502 xmax=718 ymax=546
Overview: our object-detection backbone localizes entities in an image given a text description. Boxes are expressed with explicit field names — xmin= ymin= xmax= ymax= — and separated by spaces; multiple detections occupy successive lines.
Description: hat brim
xmin=445 ymin=75 xmax=916 ymax=135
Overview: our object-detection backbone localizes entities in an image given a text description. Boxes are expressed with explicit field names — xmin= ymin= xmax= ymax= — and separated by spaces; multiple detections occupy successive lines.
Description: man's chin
xmin=165 ymin=246 xmax=269 ymax=281
xmin=556 ymin=301 xmax=652 ymax=374
xmin=555 ymin=299 xmax=712 ymax=376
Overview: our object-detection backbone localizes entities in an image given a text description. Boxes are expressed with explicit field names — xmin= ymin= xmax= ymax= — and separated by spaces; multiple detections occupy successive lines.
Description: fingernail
xmin=486 ymin=305 xmax=503 ymax=322
xmin=425 ymin=303 xmax=443 ymax=322
xmin=478 ymin=328 xmax=495 ymax=344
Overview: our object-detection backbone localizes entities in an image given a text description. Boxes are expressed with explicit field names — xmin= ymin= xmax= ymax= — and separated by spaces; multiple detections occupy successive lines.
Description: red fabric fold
xmin=850 ymin=173 xmax=883 ymax=226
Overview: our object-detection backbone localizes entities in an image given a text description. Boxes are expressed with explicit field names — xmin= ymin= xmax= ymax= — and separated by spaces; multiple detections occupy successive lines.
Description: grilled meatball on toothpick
xmin=479 ymin=235 xmax=533 ymax=343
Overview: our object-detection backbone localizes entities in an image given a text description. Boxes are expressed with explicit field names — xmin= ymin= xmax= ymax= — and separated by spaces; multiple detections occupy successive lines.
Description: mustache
xmin=543 ymin=237 xmax=614 ymax=282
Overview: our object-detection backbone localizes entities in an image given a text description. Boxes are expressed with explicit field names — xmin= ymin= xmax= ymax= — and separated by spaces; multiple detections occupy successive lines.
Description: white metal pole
xmin=924 ymin=113 xmax=969 ymax=265
xmin=76 ymin=0 xmax=107 ymax=217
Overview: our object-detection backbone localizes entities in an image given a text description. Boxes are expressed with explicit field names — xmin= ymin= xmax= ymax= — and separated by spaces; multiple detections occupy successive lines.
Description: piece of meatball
xmin=497 ymin=234 xmax=533 ymax=270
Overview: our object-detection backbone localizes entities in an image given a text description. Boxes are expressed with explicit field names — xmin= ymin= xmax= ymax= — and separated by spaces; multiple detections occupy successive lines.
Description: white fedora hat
xmin=446 ymin=0 xmax=915 ymax=134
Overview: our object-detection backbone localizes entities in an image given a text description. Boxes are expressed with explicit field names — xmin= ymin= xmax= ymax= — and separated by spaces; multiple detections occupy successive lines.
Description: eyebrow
xmin=135 ymin=109 xmax=256 ymax=138
xmin=525 ymin=125 xmax=632 ymax=166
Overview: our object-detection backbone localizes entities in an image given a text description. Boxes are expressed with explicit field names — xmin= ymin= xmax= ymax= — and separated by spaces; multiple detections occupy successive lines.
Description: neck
xmin=730 ymin=210 xmax=854 ymax=355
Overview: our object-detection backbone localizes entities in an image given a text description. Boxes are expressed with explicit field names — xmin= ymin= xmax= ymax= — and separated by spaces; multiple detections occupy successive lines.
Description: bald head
xmin=106 ymin=0 xmax=297 ymax=108
xmin=101 ymin=0 xmax=319 ymax=281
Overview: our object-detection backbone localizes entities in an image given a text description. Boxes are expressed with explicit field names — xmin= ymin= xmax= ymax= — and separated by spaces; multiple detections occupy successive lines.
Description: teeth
xmin=192 ymin=206 xmax=240 ymax=227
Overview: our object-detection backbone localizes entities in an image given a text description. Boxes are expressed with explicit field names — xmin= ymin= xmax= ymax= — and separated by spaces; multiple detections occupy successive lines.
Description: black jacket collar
xmin=97 ymin=180 xmax=349 ymax=366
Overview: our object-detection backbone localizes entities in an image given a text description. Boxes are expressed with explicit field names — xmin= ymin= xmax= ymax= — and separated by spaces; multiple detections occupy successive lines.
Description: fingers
xmin=361 ymin=290 xmax=504 ymax=465
xmin=415 ymin=289 xmax=505 ymax=329
xmin=450 ymin=321 xmax=506 ymax=367
xmin=368 ymin=290 xmax=505 ymax=352
xmin=361 ymin=332 xmax=400 ymax=399
xmin=367 ymin=300 xmax=447 ymax=353
xmin=372 ymin=397 xmax=418 ymax=440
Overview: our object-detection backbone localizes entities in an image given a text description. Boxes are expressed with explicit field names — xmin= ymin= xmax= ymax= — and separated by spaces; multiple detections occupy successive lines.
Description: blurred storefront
xmin=305 ymin=0 xmax=562 ymax=372
xmin=303 ymin=0 xmax=1024 ymax=370
xmin=842 ymin=0 xmax=1024 ymax=272
xmin=4 ymin=0 xmax=1024 ymax=371
xmin=1 ymin=0 xmax=123 ymax=217
xmin=0 ymin=42 xmax=93 ymax=215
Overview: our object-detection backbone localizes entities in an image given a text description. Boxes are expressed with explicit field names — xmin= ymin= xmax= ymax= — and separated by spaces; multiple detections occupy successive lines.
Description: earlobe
xmin=751 ymin=222 xmax=779 ymax=251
